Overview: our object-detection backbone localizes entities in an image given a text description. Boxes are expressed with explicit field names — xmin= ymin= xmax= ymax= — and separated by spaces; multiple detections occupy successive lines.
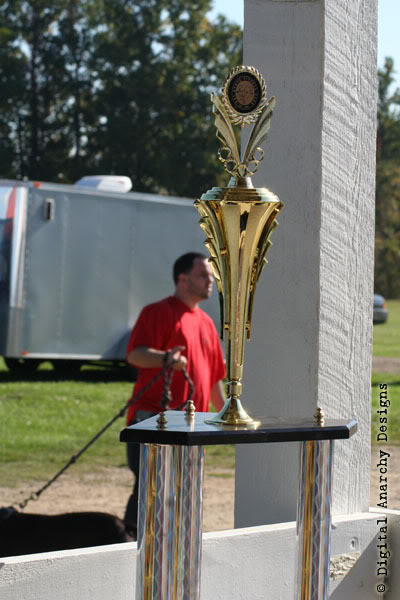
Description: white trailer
xmin=0 ymin=178 xmax=218 ymax=373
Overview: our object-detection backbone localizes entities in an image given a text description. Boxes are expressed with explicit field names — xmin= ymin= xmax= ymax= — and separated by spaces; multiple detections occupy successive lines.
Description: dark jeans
xmin=124 ymin=411 xmax=157 ymax=528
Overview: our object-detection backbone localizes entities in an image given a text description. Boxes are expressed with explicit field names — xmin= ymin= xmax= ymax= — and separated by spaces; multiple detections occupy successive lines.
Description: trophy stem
xmin=208 ymin=354 xmax=257 ymax=426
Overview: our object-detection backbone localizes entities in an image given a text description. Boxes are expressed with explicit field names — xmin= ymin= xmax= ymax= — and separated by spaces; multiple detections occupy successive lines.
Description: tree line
xmin=376 ymin=58 xmax=400 ymax=299
xmin=1 ymin=3 xmax=399 ymax=297
xmin=0 ymin=0 xmax=241 ymax=197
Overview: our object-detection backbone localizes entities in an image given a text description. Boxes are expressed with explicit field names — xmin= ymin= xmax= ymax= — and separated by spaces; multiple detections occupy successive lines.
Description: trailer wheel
xmin=52 ymin=360 xmax=83 ymax=374
xmin=4 ymin=358 xmax=41 ymax=372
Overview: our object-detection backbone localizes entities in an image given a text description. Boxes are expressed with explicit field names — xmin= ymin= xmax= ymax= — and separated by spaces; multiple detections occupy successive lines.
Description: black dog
xmin=0 ymin=507 xmax=135 ymax=558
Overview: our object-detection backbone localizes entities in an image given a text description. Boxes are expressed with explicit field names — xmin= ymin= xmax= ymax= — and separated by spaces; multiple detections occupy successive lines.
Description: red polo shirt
xmin=126 ymin=296 xmax=225 ymax=424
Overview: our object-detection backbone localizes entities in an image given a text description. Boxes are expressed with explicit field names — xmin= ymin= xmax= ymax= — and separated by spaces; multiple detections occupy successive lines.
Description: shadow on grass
xmin=0 ymin=365 xmax=136 ymax=384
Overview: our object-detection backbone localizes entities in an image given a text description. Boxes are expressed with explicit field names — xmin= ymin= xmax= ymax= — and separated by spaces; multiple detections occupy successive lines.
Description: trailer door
xmin=0 ymin=184 xmax=29 ymax=357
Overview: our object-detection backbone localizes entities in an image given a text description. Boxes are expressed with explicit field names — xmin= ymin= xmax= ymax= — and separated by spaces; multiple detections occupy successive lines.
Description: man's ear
xmin=177 ymin=272 xmax=187 ymax=286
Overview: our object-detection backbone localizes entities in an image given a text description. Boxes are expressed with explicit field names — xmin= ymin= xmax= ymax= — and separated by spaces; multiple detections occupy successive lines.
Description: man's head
xmin=173 ymin=252 xmax=214 ymax=305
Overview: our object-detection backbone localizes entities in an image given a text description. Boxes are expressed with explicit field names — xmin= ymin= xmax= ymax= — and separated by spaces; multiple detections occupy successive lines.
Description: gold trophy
xmin=195 ymin=66 xmax=283 ymax=426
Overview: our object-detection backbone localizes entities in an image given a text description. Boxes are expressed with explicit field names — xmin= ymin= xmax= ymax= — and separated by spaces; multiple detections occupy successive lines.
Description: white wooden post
xmin=235 ymin=0 xmax=377 ymax=527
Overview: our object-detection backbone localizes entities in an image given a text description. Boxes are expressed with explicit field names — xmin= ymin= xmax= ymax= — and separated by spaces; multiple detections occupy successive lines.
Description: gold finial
xmin=185 ymin=399 xmax=196 ymax=419
xmin=314 ymin=407 xmax=325 ymax=426
xmin=156 ymin=411 xmax=168 ymax=429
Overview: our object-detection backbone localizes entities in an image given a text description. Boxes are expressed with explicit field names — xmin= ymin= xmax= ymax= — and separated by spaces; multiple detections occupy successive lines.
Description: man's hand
xmin=166 ymin=346 xmax=187 ymax=371
xmin=210 ymin=380 xmax=225 ymax=412
xmin=127 ymin=345 xmax=187 ymax=370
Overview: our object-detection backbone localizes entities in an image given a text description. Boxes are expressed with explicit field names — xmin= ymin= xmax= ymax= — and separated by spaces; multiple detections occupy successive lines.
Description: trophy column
xmin=296 ymin=439 xmax=334 ymax=600
xmin=135 ymin=443 xmax=204 ymax=600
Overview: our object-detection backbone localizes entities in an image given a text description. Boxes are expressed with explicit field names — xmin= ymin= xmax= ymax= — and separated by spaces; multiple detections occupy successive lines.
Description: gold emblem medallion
xmin=222 ymin=66 xmax=267 ymax=125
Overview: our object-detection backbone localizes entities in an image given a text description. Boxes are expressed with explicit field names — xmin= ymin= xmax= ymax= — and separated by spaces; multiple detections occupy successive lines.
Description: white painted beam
xmin=235 ymin=0 xmax=377 ymax=527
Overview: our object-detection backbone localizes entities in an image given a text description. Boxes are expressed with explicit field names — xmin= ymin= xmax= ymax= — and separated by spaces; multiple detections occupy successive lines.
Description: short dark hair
xmin=173 ymin=252 xmax=207 ymax=284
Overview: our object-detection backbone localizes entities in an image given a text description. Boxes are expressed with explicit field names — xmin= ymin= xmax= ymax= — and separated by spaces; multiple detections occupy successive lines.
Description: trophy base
xmin=205 ymin=398 xmax=260 ymax=427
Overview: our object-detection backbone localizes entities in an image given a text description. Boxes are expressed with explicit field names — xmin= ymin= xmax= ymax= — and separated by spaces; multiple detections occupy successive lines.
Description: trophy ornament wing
xmin=243 ymin=97 xmax=276 ymax=166
xmin=211 ymin=92 xmax=241 ymax=167
xmin=194 ymin=199 xmax=226 ymax=338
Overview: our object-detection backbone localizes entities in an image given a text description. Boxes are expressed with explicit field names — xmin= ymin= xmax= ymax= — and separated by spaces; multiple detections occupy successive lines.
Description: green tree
xmin=0 ymin=0 xmax=242 ymax=195
xmin=0 ymin=6 xmax=29 ymax=178
xmin=86 ymin=0 xmax=242 ymax=196
xmin=375 ymin=58 xmax=400 ymax=298
xmin=0 ymin=1 xmax=73 ymax=180
xmin=55 ymin=1 xmax=99 ymax=181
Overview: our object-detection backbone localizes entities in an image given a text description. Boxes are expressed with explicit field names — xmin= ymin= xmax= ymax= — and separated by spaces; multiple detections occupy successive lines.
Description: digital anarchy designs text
xmin=375 ymin=383 xmax=391 ymax=596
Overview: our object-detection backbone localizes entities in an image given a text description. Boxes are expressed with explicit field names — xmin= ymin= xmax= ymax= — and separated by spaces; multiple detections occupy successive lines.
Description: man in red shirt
xmin=124 ymin=252 xmax=226 ymax=533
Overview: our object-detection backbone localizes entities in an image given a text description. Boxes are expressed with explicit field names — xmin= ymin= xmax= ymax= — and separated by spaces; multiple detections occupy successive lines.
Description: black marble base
xmin=120 ymin=411 xmax=357 ymax=446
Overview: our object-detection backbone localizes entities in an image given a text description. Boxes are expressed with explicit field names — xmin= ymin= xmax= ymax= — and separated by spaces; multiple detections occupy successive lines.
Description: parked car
xmin=373 ymin=294 xmax=388 ymax=324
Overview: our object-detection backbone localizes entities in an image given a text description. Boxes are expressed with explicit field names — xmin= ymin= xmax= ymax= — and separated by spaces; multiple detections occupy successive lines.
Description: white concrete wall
xmin=0 ymin=542 xmax=137 ymax=600
xmin=235 ymin=0 xmax=377 ymax=527
xmin=1 ymin=512 xmax=392 ymax=600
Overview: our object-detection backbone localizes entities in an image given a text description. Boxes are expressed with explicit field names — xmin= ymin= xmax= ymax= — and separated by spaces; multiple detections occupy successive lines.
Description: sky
xmin=209 ymin=0 xmax=400 ymax=89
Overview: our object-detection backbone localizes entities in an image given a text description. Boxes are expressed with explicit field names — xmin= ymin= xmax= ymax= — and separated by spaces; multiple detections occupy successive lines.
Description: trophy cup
xmin=194 ymin=65 xmax=283 ymax=425
xmin=120 ymin=66 xmax=357 ymax=600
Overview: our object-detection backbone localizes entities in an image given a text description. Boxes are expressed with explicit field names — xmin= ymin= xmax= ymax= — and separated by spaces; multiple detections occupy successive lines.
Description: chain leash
xmin=14 ymin=359 xmax=194 ymax=511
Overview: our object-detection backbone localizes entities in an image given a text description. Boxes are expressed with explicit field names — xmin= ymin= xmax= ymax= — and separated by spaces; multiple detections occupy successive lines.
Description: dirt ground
xmin=0 ymin=465 xmax=235 ymax=533
xmin=1 ymin=446 xmax=398 ymax=534
xmin=372 ymin=356 xmax=400 ymax=373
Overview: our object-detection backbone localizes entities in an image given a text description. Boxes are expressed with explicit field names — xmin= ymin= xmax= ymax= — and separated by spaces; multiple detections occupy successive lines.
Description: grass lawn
xmin=0 ymin=359 xmax=234 ymax=488
xmin=373 ymin=299 xmax=400 ymax=357
xmin=2 ymin=298 xmax=400 ymax=489
xmin=0 ymin=361 xmax=132 ymax=486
